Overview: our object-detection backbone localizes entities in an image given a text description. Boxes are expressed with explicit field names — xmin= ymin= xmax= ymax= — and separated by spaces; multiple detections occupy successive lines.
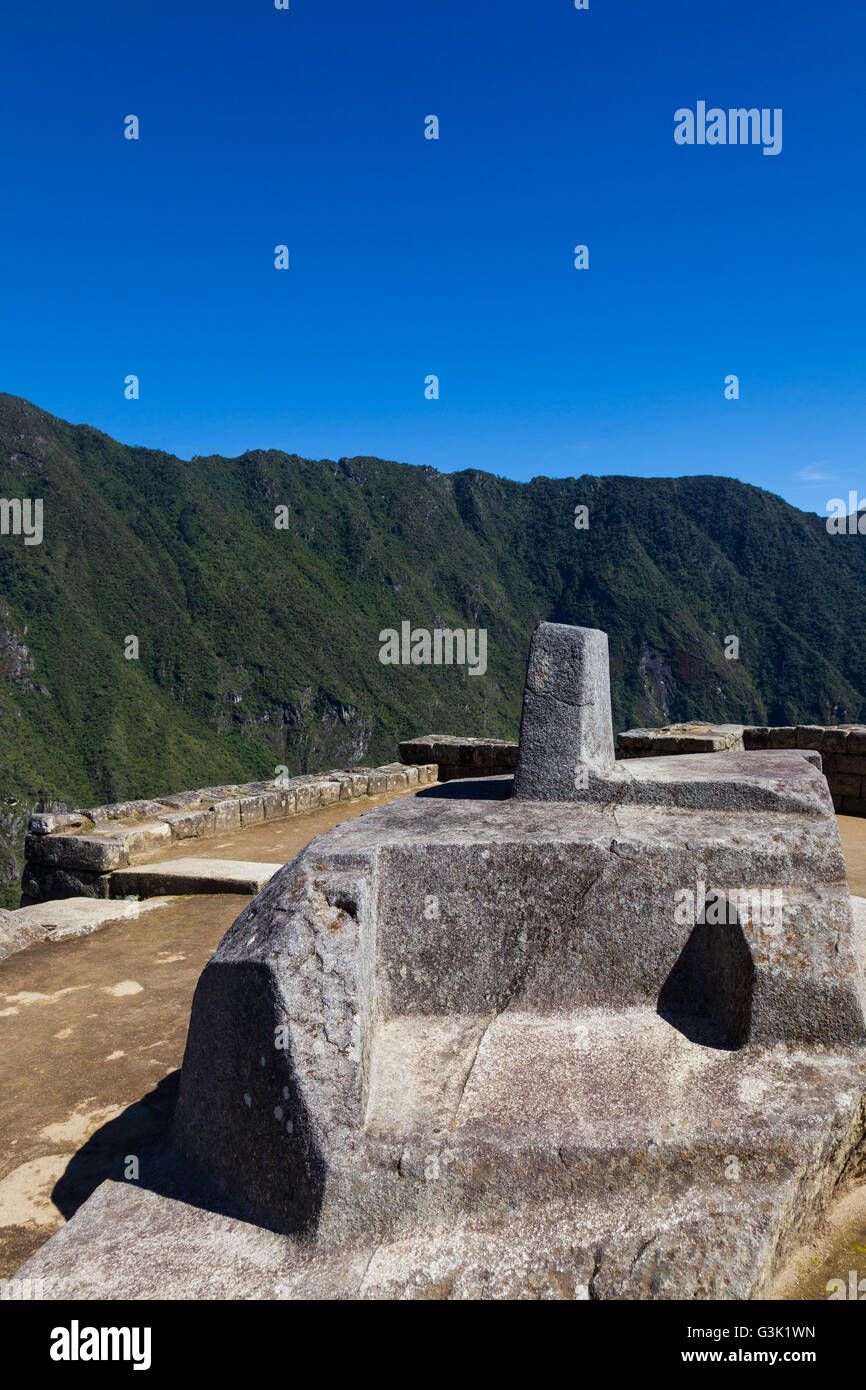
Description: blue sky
xmin=0 ymin=0 xmax=862 ymax=514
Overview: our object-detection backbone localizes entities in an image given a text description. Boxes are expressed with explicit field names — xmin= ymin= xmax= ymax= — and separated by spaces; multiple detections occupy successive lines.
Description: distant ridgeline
xmin=0 ymin=390 xmax=865 ymax=904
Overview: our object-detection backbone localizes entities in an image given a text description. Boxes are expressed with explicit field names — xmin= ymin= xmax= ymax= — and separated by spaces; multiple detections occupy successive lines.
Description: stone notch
xmin=513 ymin=622 xmax=615 ymax=800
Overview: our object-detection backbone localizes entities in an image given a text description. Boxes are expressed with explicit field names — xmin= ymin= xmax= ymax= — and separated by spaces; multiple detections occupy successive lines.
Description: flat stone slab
xmin=111 ymin=859 xmax=282 ymax=897
xmin=594 ymin=748 xmax=827 ymax=813
xmin=0 ymin=895 xmax=175 ymax=962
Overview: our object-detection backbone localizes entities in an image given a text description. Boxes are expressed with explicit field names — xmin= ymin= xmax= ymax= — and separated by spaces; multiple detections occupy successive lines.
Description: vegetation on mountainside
xmin=0 ymin=391 xmax=863 ymax=904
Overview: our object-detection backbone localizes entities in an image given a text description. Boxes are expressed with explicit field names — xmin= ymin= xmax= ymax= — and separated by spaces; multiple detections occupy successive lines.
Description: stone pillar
xmin=512 ymin=622 xmax=615 ymax=800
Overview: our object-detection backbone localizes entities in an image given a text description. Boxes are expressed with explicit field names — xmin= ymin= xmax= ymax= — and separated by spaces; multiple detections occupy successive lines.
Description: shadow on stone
xmin=51 ymin=1072 xmax=181 ymax=1221
xmin=658 ymin=904 xmax=755 ymax=1050
xmin=49 ymin=1071 xmax=253 ymax=1226
xmin=50 ymin=1068 xmax=302 ymax=1236
xmin=417 ymin=777 xmax=513 ymax=800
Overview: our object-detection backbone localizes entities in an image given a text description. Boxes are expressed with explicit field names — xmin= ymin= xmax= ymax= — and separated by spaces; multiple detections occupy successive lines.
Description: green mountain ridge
xmin=0 ymin=391 xmax=863 ymax=904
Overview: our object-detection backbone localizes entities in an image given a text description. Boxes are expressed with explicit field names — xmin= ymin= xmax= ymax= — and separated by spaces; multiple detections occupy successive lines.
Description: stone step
xmin=110 ymin=859 xmax=282 ymax=898
xmin=364 ymin=1006 xmax=862 ymax=1167
xmin=2 ymin=1151 xmax=804 ymax=1300
xmin=0 ymin=895 xmax=175 ymax=961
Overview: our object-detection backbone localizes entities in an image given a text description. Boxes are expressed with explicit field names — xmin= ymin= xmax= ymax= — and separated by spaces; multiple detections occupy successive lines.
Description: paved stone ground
xmin=0 ymin=787 xmax=419 ymax=1278
xmin=838 ymin=815 xmax=866 ymax=895
xmin=0 ymin=893 xmax=241 ymax=1278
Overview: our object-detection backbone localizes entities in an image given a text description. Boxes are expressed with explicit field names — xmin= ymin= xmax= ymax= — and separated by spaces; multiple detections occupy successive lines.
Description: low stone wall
xmin=398 ymin=735 xmax=518 ymax=782
xmin=617 ymin=720 xmax=866 ymax=816
xmin=616 ymin=722 xmax=747 ymax=758
xmin=23 ymin=762 xmax=437 ymax=905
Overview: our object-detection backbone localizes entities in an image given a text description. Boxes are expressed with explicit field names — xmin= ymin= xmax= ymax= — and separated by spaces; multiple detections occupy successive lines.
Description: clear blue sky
xmin=0 ymin=0 xmax=863 ymax=514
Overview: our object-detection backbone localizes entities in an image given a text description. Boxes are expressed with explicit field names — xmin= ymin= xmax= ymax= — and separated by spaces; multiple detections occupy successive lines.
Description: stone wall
xmin=617 ymin=720 xmax=866 ymax=816
xmin=398 ymin=735 xmax=518 ymax=782
xmin=615 ymin=722 xmax=747 ymax=758
xmin=22 ymin=762 xmax=437 ymax=905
